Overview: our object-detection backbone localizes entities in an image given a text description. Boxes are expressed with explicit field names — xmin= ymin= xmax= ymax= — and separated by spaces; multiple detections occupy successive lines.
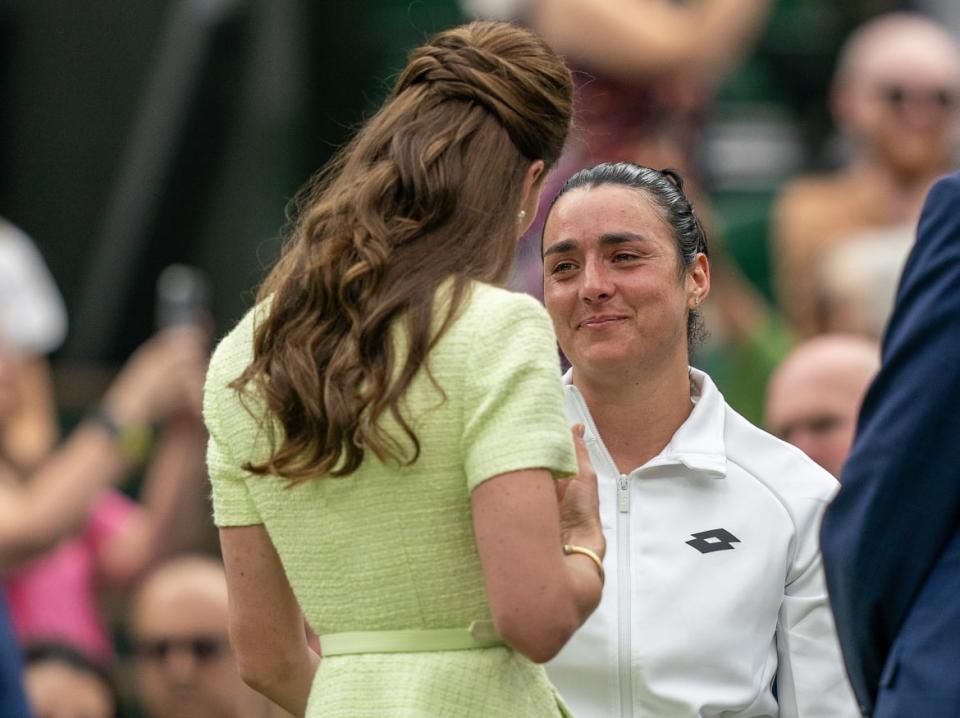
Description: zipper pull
xmin=617 ymin=474 xmax=630 ymax=513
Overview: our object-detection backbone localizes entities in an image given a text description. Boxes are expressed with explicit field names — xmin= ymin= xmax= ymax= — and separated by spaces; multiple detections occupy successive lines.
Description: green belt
xmin=320 ymin=620 xmax=504 ymax=656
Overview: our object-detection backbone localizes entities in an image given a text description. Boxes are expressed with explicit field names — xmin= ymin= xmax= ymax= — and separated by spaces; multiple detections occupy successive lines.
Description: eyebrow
xmin=542 ymin=232 xmax=651 ymax=258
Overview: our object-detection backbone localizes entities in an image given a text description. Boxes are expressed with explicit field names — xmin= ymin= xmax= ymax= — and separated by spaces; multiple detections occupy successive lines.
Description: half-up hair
xmin=233 ymin=21 xmax=573 ymax=483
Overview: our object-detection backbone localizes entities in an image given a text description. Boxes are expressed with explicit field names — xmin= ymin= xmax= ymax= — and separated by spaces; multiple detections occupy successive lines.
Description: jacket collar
xmin=562 ymin=366 xmax=728 ymax=479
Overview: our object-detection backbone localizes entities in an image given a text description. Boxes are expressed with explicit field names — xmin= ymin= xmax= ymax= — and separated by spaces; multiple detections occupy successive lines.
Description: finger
xmin=571 ymin=424 xmax=591 ymax=471
xmin=571 ymin=424 xmax=598 ymax=492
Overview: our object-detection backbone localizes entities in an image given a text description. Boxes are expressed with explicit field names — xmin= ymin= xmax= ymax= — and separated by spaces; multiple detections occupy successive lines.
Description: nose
xmin=901 ymin=102 xmax=943 ymax=131
xmin=578 ymin=257 xmax=614 ymax=303
xmin=162 ymin=646 xmax=200 ymax=684
xmin=897 ymin=91 xmax=955 ymax=131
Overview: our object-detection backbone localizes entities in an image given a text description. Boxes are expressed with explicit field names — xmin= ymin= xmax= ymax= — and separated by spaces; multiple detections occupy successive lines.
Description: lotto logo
xmin=685 ymin=528 xmax=740 ymax=554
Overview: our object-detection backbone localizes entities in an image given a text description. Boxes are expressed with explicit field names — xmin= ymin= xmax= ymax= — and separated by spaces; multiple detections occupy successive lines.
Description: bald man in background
xmin=765 ymin=335 xmax=879 ymax=479
xmin=772 ymin=12 xmax=960 ymax=338
xmin=129 ymin=555 xmax=289 ymax=718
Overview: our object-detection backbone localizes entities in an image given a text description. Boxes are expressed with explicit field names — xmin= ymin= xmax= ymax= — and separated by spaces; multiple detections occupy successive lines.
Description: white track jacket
xmin=547 ymin=369 xmax=859 ymax=718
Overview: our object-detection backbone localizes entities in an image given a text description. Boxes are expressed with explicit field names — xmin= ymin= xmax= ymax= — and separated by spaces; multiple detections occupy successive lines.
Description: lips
xmin=579 ymin=315 xmax=627 ymax=328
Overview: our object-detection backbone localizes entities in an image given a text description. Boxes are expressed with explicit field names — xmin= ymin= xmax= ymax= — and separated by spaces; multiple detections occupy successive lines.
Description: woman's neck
xmin=572 ymin=354 xmax=694 ymax=474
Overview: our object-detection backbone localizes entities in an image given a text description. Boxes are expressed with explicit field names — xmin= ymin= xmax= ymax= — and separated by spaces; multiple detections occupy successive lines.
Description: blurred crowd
xmin=2 ymin=1 xmax=959 ymax=716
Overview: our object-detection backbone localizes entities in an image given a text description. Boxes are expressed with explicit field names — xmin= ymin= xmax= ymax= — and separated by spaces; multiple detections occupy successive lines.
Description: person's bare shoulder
xmin=773 ymin=173 xmax=864 ymax=249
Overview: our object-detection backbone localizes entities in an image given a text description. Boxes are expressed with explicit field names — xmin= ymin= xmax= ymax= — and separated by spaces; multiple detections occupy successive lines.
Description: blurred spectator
xmin=0 ymin=217 xmax=67 ymax=471
xmin=0 ymin=223 xmax=211 ymax=664
xmin=772 ymin=12 xmax=960 ymax=338
xmin=0 ymin=219 xmax=66 ymax=358
xmin=463 ymin=0 xmax=773 ymax=300
xmin=521 ymin=0 xmax=772 ymax=169
xmin=0 ymin=332 xmax=205 ymax=709
xmin=765 ymin=334 xmax=879 ymax=479
xmin=129 ymin=555 xmax=287 ymax=718
xmin=22 ymin=641 xmax=121 ymax=718
xmin=0 ymin=227 xmax=208 ymax=709
xmin=4 ymin=405 xmax=208 ymax=660
xmin=0 ymin=325 xmax=206 ymax=570
xmin=0 ymin=325 xmax=207 ymax=705
xmin=812 ymin=225 xmax=915 ymax=338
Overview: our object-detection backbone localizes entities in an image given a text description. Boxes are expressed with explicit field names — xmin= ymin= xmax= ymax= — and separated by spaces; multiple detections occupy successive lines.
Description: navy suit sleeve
xmin=820 ymin=171 xmax=960 ymax=714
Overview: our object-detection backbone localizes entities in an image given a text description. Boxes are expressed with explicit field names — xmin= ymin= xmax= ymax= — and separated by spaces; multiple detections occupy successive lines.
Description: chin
xmin=571 ymin=345 xmax=636 ymax=374
xmin=885 ymin=143 xmax=949 ymax=177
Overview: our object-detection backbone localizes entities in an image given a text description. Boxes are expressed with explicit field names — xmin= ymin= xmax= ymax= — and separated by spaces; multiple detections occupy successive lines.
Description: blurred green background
xmin=0 ymin=0 xmax=907 ymax=377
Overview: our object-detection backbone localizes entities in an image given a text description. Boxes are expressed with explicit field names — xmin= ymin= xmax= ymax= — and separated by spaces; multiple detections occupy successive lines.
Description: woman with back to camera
xmin=203 ymin=21 xmax=606 ymax=718
xmin=539 ymin=162 xmax=858 ymax=717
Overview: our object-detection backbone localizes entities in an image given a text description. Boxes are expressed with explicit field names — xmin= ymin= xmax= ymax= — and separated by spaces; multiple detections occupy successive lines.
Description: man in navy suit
xmin=821 ymin=170 xmax=960 ymax=717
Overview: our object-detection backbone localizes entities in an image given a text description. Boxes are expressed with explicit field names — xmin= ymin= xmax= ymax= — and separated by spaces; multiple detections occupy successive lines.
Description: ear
xmin=831 ymin=75 xmax=867 ymax=134
xmin=523 ymin=160 xmax=546 ymax=197
xmin=517 ymin=159 xmax=547 ymax=236
xmin=521 ymin=160 xmax=546 ymax=209
xmin=685 ymin=253 xmax=710 ymax=310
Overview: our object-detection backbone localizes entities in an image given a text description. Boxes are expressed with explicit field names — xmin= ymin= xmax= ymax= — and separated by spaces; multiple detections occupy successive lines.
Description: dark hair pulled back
xmin=545 ymin=162 xmax=709 ymax=348
xmin=233 ymin=21 xmax=573 ymax=483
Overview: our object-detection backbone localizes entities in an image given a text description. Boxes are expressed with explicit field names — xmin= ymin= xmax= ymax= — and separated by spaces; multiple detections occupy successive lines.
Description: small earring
xmin=517 ymin=209 xmax=527 ymax=223
xmin=693 ymin=295 xmax=701 ymax=307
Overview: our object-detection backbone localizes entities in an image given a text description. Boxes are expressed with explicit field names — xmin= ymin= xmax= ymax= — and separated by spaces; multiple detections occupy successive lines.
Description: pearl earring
xmin=517 ymin=209 xmax=527 ymax=222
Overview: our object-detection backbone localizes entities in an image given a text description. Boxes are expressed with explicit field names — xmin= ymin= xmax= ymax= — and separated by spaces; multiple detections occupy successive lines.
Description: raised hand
xmin=101 ymin=325 xmax=209 ymax=427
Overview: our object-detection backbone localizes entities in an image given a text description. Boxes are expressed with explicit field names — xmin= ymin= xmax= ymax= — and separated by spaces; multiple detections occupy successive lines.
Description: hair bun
xmin=394 ymin=22 xmax=571 ymax=161
xmin=659 ymin=168 xmax=685 ymax=192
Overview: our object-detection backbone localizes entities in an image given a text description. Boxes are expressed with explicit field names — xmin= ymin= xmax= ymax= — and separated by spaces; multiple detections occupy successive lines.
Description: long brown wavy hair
xmin=232 ymin=21 xmax=573 ymax=484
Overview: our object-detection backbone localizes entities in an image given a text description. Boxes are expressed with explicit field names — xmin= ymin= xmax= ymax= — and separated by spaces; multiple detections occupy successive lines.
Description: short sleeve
xmin=203 ymin=339 xmax=263 ymax=527
xmin=461 ymin=292 xmax=576 ymax=491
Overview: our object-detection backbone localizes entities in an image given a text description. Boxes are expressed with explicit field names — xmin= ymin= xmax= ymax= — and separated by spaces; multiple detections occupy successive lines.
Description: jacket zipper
xmin=571 ymin=388 xmax=635 ymax=717
xmin=617 ymin=473 xmax=633 ymax=717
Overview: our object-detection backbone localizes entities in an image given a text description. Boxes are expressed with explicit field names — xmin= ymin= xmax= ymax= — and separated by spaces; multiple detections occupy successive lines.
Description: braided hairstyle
xmin=234 ymin=21 xmax=574 ymax=483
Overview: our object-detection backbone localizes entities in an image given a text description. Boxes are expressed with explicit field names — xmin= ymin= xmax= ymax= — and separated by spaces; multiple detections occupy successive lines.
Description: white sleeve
xmin=775 ymin=496 xmax=860 ymax=717
xmin=0 ymin=219 xmax=68 ymax=354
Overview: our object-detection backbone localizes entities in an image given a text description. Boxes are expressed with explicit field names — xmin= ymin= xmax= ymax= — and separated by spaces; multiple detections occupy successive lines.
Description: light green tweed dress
xmin=203 ymin=281 xmax=578 ymax=717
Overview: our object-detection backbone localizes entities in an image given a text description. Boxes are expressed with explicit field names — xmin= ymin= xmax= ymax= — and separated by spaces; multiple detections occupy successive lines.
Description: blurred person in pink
xmin=765 ymin=334 xmax=880 ymax=479
xmin=0 ymin=324 xmax=209 ymax=658
xmin=773 ymin=12 xmax=960 ymax=337
xmin=0 ymin=215 xmax=210 ymax=658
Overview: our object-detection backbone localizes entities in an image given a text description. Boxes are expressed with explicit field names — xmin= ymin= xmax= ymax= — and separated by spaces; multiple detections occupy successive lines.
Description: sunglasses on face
xmin=132 ymin=635 xmax=228 ymax=663
xmin=876 ymin=83 xmax=959 ymax=112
